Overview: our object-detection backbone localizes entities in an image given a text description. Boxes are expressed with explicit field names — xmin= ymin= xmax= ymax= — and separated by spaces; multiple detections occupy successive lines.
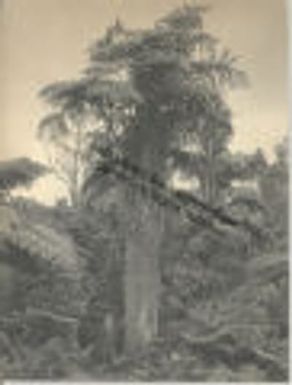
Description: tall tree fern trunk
xmin=122 ymin=107 xmax=167 ymax=354
xmin=124 ymin=188 xmax=163 ymax=354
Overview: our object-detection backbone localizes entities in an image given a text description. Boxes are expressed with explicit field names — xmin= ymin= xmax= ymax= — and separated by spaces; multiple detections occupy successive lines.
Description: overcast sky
xmin=0 ymin=0 xmax=288 ymax=203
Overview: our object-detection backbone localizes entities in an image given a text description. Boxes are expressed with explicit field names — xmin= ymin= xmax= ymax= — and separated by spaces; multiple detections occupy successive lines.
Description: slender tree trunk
xmin=123 ymin=187 xmax=163 ymax=354
xmin=69 ymin=121 xmax=83 ymax=208
xmin=204 ymin=136 xmax=217 ymax=206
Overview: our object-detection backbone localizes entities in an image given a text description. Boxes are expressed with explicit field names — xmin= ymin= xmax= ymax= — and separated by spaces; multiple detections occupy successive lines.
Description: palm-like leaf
xmin=0 ymin=158 xmax=48 ymax=192
xmin=0 ymin=201 xmax=81 ymax=277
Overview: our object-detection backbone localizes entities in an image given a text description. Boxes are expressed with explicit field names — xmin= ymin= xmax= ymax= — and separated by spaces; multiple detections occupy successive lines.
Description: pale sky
xmin=0 ymin=0 xmax=289 ymax=204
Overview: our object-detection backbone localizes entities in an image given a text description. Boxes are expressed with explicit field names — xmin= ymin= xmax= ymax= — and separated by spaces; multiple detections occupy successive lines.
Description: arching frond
xmin=0 ymin=203 xmax=82 ymax=277
xmin=0 ymin=158 xmax=48 ymax=192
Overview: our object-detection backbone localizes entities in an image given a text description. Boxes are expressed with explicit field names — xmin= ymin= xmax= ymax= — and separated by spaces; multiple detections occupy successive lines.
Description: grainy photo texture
xmin=0 ymin=0 xmax=289 ymax=382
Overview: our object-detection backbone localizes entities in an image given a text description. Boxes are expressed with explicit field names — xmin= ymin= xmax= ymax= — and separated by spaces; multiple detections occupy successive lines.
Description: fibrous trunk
xmin=123 ymin=188 xmax=163 ymax=354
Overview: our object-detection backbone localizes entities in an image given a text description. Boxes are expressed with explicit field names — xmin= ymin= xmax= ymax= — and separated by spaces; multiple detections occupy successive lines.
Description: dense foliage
xmin=0 ymin=3 xmax=288 ymax=382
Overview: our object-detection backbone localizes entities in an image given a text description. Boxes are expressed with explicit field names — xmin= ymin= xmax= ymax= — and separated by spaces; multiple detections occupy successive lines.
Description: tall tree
xmin=89 ymin=5 xmax=246 ymax=353
xmin=38 ymin=82 xmax=100 ymax=207
xmin=38 ymin=4 xmax=247 ymax=355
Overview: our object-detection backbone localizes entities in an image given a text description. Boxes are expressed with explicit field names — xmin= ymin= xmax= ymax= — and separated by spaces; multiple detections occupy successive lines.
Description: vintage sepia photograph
xmin=0 ymin=0 xmax=289 ymax=381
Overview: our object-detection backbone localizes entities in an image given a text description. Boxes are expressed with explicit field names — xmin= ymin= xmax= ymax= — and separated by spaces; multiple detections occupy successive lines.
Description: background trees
xmin=37 ymin=82 xmax=97 ymax=208
xmin=258 ymin=137 xmax=288 ymax=250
